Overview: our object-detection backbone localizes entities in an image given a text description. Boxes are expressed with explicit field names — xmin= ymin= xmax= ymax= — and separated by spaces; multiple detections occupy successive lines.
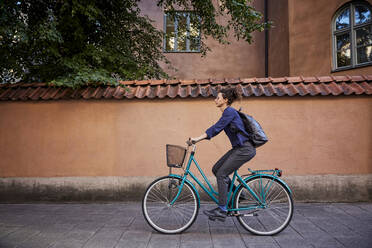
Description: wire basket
xmin=166 ymin=144 xmax=187 ymax=168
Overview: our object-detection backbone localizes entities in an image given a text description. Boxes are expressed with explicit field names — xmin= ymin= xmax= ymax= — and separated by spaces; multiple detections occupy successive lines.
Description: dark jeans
xmin=212 ymin=141 xmax=256 ymax=207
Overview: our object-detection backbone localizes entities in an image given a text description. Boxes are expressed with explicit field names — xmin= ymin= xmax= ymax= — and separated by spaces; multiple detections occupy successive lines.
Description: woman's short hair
xmin=219 ymin=87 xmax=241 ymax=105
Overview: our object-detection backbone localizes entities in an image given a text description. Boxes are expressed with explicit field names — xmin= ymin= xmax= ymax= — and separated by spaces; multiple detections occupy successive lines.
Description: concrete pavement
xmin=0 ymin=202 xmax=371 ymax=248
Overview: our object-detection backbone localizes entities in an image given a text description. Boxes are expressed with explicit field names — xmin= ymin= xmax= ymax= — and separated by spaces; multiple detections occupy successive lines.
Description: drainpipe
xmin=264 ymin=0 xmax=269 ymax=77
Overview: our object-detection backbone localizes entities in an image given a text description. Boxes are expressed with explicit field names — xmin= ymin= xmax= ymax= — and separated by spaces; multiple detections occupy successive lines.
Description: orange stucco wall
xmin=0 ymin=97 xmax=371 ymax=178
xmin=288 ymin=0 xmax=372 ymax=76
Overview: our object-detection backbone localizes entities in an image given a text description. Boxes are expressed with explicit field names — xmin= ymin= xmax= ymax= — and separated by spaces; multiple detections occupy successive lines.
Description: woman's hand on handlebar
xmin=186 ymin=138 xmax=197 ymax=146
xmin=187 ymin=133 xmax=208 ymax=146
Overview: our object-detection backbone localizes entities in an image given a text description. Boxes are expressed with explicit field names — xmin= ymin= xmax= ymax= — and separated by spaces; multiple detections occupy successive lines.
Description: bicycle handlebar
xmin=186 ymin=138 xmax=196 ymax=146
xmin=186 ymin=138 xmax=198 ymax=154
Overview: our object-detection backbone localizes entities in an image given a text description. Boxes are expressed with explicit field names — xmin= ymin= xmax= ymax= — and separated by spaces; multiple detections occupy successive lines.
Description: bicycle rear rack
xmin=242 ymin=168 xmax=282 ymax=177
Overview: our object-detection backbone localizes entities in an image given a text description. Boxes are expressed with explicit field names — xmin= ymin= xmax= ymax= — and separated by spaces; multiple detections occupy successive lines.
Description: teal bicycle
xmin=142 ymin=142 xmax=294 ymax=235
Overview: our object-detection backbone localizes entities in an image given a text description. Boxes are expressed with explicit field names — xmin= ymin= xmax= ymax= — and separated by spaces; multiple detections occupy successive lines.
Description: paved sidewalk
xmin=0 ymin=203 xmax=371 ymax=248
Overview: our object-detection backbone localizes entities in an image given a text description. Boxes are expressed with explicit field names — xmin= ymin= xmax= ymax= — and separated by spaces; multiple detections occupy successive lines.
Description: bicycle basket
xmin=166 ymin=144 xmax=187 ymax=168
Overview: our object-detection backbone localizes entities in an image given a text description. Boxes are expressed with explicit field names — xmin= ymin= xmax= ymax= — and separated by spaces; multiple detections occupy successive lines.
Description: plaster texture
xmin=0 ymin=174 xmax=371 ymax=202
xmin=1 ymin=97 xmax=371 ymax=179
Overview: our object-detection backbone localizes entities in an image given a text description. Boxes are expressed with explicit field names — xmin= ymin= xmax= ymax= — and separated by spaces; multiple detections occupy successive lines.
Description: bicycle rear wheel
xmin=234 ymin=175 xmax=293 ymax=235
xmin=142 ymin=176 xmax=199 ymax=234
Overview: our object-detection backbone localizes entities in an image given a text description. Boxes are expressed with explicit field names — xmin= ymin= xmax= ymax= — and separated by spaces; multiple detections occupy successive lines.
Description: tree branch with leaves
xmin=0 ymin=0 xmax=269 ymax=88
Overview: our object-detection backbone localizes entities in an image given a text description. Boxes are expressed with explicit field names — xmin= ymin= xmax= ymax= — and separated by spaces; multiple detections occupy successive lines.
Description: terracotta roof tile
xmin=54 ymin=88 xmax=71 ymax=99
xmin=1 ymin=75 xmax=371 ymax=101
xmin=185 ymin=85 xmax=193 ymax=97
xmin=46 ymin=87 xmax=59 ymax=99
xmin=146 ymin=86 xmax=157 ymax=99
xmin=332 ymin=75 xmax=349 ymax=82
xmin=352 ymin=82 xmax=366 ymax=95
xmin=254 ymin=84 xmax=265 ymax=96
xmin=163 ymin=79 xmax=178 ymax=85
xmin=190 ymin=85 xmax=201 ymax=97
xmin=286 ymin=83 xmax=299 ymax=96
xmin=286 ymin=76 xmax=302 ymax=83
xmin=234 ymin=84 xmax=242 ymax=95
xmin=149 ymin=79 xmax=166 ymax=86
xmin=350 ymin=75 xmax=365 ymax=82
xmin=307 ymin=83 xmax=320 ymax=96
xmin=360 ymin=81 xmax=372 ymax=94
xmin=271 ymin=83 xmax=285 ymax=96
xmin=179 ymin=80 xmax=196 ymax=85
xmin=214 ymin=85 xmax=222 ymax=95
xmin=328 ymin=82 xmax=343 ymax=95
xmin=271 ymin=77 xmax=287 ymax=83
xmin=123 ymin=87 xmax=134 ymax=99
xmin=134 ymin=80 xmax=150 ymax=86
xmin=303 ymin=83 xmax=311 ymax=95
xmin=264 ymin=83 xmax=275 ymax=96
xmin=133 ymin=86 xmax=144 ymax=98
xmin=28 ymin=87 xmax=43 ymax=100
xmin=211 ymin=79 xmax=225 ymax=85
xmin=194 ymin=79 xmax=207 ymax=85
xmin=113 ymin=86 xmax=125 ymax=99
xmin=91 ymin=87 xmax=103 ymax=99
xmin=81 ymin=87 xmax=91 ymax=99
xmin=257 ymin=77 xmax=271 ymax=83
xmin=175 ymin=85 xmax=184 ymax=98
xmin=18 ymin=87 xmax=33 ymax=100
xmin=317 ymin=83 xmax=331 ymax=96
xmin=199 ymin=85 xmax=208 ymax=97
xmin=168 ymin=85 xmax=176 ymax=98
xmin=225 ymin=78 xmax=241 ymax=84
xmin=101 ymin=87 xmax=110 ymax=98
xmin=156 ymin=85 xmax=167 ymax=98
xmin=318 ymin=76 xmax=333 ymax=83
xmin=241 ymin=78 xmax=257 ymax=84
xmin=40 ymin=87 xmax=56 ymax=100
xmin=119 ymin=80 xmax=135 ymax=85
xmin=364 ymin=75 xmax=372 ymax=81
xmin=302 ymin=76 xmax=319 ymax=83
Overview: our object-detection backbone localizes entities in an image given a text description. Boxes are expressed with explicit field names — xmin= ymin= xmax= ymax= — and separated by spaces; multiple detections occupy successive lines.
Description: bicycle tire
xmin=142 ymin=176 xmax=199 ymax=234
xmin=234 ymin=175 xmax=293 ymax=235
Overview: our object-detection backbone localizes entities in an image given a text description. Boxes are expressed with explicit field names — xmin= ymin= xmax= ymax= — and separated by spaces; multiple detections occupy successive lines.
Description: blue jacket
xmin=205 ymin=107 xmax=250 ymax=148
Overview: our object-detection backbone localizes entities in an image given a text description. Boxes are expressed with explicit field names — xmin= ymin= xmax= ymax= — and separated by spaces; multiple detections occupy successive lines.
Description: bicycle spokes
xmin=235 ymin=176 xmax=293 ymax=235
xmin=142 ymin=176 xmax=199 ymax=234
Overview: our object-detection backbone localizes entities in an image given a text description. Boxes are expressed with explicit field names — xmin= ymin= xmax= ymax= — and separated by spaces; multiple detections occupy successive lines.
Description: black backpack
xmin=236 ymin=108 xmax=269 ymax=148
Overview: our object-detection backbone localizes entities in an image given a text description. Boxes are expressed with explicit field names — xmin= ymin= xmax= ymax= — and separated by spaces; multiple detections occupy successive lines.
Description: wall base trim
xmin=1 ymin=174 xmax=371 ymax=202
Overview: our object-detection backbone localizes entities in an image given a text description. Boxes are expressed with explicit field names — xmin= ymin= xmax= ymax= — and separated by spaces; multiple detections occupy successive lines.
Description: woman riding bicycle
xmin=190 ymin=87 xmax=256 ymax=221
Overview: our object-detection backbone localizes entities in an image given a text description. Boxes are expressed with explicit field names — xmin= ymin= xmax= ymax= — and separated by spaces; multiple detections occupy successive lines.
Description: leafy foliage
xmin=0 ymin=0 xmax=269 ymax=87
xmin=160 ymin=0 xmax=270 ymax=55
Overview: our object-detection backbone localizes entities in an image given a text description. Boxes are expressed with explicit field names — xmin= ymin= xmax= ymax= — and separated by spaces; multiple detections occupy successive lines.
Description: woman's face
xmin=215 ymin=93 xmax=228 ymax=107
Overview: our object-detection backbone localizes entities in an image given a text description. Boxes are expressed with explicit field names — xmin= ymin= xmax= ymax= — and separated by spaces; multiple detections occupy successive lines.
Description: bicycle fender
xmin=233 ymin=174 xmax=293 ymax=202
xmin=169 ymin=174 xmax=201 ymax=205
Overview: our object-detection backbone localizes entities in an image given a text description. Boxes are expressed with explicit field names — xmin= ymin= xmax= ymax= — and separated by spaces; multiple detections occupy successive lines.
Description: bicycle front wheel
xmin=234 ymin=176 xmax=293 ymax=235
xmin=142 ymin=176 xmax=199 ymax=234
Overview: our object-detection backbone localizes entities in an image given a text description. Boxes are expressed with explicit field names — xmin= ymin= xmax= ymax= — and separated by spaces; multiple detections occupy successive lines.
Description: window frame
xmin=163 ymin=11 xmax=201 ymax=53
xmin=332 ymin=1 xmax=372 ymax=72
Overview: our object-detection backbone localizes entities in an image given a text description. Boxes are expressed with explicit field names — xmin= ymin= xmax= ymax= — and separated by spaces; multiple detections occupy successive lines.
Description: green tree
xmin=0 ymin=0 xmax=268 ymax=88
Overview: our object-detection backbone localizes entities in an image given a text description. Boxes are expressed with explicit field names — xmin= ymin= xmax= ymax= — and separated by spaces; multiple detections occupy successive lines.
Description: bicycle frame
xmin=169 ymin=144 xmax=285 ymax=212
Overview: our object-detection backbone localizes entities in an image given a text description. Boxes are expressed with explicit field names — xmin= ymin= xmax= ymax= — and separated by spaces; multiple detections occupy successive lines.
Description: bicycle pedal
xmin=229 ymin=213 xmax=239 ymax=217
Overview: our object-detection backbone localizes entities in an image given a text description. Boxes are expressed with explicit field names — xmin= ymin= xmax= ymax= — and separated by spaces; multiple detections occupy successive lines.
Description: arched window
xmin=333 ymin=1 xmax=372 ymax=70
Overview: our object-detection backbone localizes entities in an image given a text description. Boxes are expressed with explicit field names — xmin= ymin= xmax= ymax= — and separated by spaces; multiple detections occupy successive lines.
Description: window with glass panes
xmin=333 ymin=2 xmax=372 ymax=70
xmin=164 ymin=12 xmax=201 ymax=52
